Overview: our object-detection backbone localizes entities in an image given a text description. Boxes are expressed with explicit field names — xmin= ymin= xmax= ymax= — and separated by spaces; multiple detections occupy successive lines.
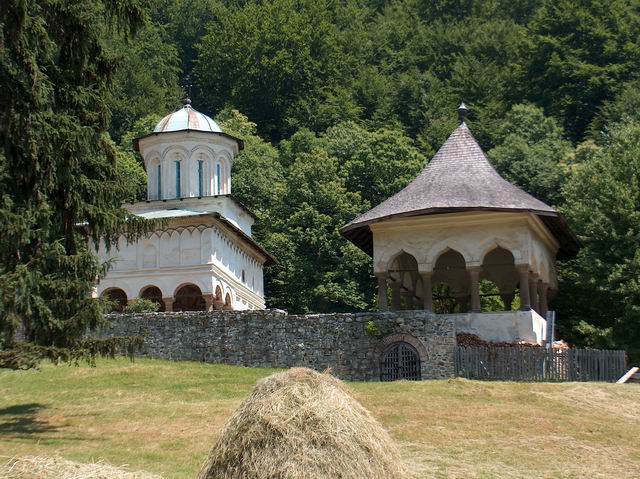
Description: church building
xmin=95 ymin=99 xmax=274 ymax=312
xmin=341 ymin=104 xmax=580 ymax=345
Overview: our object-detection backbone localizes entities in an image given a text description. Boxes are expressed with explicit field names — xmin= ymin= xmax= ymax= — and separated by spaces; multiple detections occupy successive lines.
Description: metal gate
xmin=381 ymin=342 xmax=421 ymax=381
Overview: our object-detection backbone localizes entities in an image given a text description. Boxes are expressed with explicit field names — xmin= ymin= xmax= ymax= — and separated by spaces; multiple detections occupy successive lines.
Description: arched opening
xmin=380 ymin=342 xmax=421 ymax=381
xmin=432 ymin=249 xmax=468 ymax=313
xmin=223 ymin=293 xmax=233 ymax=311
xmin=481 ymin=247 xmax=518 ymax=311
xmin=387 ymin=252 xmax=419 ymax=310
xmin=173 ymin=284 xmax=206 ymax=312
xmin=102 ymin=288 xmax=127 ymax=313
xmin=140 ymin=286 xmax=165 ymax=312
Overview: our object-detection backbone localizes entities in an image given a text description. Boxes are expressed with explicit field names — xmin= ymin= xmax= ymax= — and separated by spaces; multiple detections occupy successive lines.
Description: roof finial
xmin=458 ymin=102 xmax=469 ymax=124
xmin=182 ymin=83 xmax=193 ymax=107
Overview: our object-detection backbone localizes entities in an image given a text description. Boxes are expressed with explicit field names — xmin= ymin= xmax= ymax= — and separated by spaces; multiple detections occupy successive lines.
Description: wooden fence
xmin=454 ymin=346 xmax=627 ymax=382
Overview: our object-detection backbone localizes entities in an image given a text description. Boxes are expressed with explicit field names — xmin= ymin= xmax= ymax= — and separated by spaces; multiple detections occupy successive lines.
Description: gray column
xmin=469 ymin=267 xmax=481 ymax=312
xmin=501 ymin=292 xmax=515 ymax=311
xmin=163 ymin=297 xmax=174 ymax=312
xmin=390 ymin=282 xmax=402 ymax=310
xmin=517 ymin=266 xmax=531 ymax=310
xmin=420 ymin=272 xmax=433 ymax=311
xmin=375 ymin=273 xmax=388 ymax=311
xmin=539 ymin=282 xmax=549 ymax=316
xmin=204 ymin=294 xmax=215 ymax=312
xmin=401 ymin=290 xmax=413 ymax=310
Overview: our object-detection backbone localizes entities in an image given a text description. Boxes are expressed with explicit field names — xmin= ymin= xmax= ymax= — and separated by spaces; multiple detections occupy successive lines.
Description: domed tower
xmin=95 ymin=100 xmax=274 ymax=312
xmin=135 ymin=98 xmax=238 ymax=202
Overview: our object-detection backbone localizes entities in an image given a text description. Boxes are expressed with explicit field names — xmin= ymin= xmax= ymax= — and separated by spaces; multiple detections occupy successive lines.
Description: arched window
xmin=380 ymin=342 xmax=421 ymax=381
xmin=174 ymin=160 xmax=181 ymax=198
xmin=157 ymin=164 xmax=162 ymax=199
xmin=216 ymin=163 xmax=221 ymax=194
xmin=198 ymin=159 xmax=204 ymax=197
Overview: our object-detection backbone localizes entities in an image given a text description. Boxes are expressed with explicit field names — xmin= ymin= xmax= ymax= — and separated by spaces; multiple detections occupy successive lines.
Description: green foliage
xmin=195 ymin=0 xmax=362 ymax=140
xmin=0 ymin=0 xmax=152 ymax=359
xmin=108 ymin=22 xmax=182 ymax=141
xmin=557 ymin=122 xmax=640 ymax=361
xmin=123 ymin=299 xmax=160 ymax=313
xmin=525 ymin=0 xmax=640 ymax=141
xmin=489 ymin=104 xmax=571 ymax=206
xmin=0 ymin=336 xmax=144 ymax=370
xmin=365 ymin=320 xmax=380 ymax=337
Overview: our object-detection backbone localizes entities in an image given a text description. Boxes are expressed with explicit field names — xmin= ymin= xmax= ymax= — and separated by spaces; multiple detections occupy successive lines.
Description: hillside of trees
xmin=2 ymin=0 xmax=640 ymax=360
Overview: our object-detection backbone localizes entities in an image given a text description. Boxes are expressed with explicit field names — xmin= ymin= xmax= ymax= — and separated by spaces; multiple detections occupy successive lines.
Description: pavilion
xmin=341 ymin=104 xmax=579 ymax=344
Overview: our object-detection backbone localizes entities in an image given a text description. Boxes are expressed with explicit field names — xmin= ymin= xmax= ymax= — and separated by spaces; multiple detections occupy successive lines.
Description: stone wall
xmin=100 ymin=310 xmax=456 ymax=381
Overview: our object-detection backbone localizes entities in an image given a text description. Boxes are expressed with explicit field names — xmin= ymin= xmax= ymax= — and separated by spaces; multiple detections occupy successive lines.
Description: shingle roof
xmin=340 ymin=123 xmax=579 ymax=259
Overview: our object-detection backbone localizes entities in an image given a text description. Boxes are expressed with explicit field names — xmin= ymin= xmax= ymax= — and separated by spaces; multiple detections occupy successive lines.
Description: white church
xmin=95 ymin=99 xmax=275 ymax=312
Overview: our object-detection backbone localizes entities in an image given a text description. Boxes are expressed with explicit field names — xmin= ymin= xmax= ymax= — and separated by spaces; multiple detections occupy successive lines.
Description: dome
xmin=154 ymin=99 xmax=222 ymax=133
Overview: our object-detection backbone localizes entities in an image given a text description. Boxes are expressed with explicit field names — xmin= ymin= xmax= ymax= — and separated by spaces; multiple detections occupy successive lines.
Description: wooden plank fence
xmin=454 ymin=346 xmax=627 ymax=382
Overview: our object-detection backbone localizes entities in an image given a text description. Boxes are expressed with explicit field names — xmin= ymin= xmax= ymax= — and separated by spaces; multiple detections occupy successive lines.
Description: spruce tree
xmin=0 ymin=0 xmax=150 ymax=361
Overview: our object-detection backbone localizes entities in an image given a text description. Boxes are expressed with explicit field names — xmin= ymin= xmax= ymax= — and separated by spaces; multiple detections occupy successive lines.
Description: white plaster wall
xmin=95 ymin=217 xmax=266 ymax=310
xmin=451 ymin=310 xmax=547 ymax=344
xmin=138 ymin=131 xmax=238 ymax=203
xmin=127 ymin=196 xmax=254 ymax=237
xmin=370 ymin=212 xmax=559 ymax=285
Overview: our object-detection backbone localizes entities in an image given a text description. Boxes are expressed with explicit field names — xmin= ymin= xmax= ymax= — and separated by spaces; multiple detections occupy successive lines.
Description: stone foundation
xmin=100 ymin=310 xmax=456 ymax=381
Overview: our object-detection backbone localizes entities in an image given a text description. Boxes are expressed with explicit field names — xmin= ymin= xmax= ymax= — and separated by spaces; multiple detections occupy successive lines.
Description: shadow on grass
xmin=0 ymin=403 xmax=59 ymax=437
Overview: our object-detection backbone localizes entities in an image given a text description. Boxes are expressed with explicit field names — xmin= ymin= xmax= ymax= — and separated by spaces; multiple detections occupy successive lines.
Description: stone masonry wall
xmin=100 ymin=310 xmax=456 ymax=381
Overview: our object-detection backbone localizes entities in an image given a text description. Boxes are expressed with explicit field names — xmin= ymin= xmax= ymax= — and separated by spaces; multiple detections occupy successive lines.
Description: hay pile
xmin=197 ymin=368 xmax=408 ymax=479
xmin=0 ymin=455 xmax=161 ymax=479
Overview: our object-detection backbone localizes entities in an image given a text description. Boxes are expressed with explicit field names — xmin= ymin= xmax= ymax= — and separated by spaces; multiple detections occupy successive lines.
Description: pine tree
xmin=0 ymin=0 xmax=150 ymax=360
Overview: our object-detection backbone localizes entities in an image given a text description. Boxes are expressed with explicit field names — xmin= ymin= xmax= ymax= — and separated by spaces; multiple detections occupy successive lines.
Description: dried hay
xmin=0 ymin=455 xmax=161 ymax=479
xmin=197 ymin=368 xmax=408 ymax=479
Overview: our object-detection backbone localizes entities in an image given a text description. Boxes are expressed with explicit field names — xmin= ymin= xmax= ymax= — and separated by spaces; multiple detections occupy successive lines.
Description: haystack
xmin=197 ymin=368 xmax=408 ymax=479
xmin=0 ymin=455 xmax=161 ymax=479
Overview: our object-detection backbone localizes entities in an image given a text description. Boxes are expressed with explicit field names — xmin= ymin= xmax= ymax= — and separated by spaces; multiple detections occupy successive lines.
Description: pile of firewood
xmin=456 ymin=333 xmax=542 ymax=348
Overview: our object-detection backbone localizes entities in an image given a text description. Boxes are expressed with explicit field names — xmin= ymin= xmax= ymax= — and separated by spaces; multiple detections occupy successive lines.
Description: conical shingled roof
xmin=341 ymin=122 xmax=579 ymax=258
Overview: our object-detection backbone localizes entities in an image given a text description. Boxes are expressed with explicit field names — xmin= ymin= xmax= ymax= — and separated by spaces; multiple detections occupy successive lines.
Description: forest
xmin=2 ymin=0 xmax=640 ymax=360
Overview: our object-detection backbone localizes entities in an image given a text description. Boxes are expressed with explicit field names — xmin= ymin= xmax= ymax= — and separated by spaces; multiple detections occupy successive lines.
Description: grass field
xmin=0 ymin=358 xmax=638 ymax=478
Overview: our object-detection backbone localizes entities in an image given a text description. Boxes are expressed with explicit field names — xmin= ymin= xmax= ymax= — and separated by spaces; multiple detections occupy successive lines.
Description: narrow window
xmin=241 ymin=269 xmax=246 ymax=283
xmin=157 ymin=164 xmax=162 ymax=199
xmin=216 ymin=163 xmax=221 ymax=194
xmin=198 ymin=160 xmax=204 ymax=197
xmin=175 ymin=161 xmax=181 ymax=198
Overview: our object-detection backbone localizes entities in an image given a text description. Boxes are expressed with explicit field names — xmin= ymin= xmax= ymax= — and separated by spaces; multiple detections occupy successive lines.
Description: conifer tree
xmin=0 ymin=0 xmax=150 ymax=358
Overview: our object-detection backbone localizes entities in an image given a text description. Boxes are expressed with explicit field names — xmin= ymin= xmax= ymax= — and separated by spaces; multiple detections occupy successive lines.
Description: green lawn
xmin=1 ymin=358 xmax=638 ymax=478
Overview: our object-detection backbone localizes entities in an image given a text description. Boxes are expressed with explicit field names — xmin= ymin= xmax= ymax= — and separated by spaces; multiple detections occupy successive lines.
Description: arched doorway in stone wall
xmin=140 ymin=285 xmax=165 ymax=312
xmin=380 ymin=342 xmax=421 ymax=381
xmin=102 ymin=288 xmax=128 ymax=313
xmin=173 ymin=284 xmax=206 ymax=312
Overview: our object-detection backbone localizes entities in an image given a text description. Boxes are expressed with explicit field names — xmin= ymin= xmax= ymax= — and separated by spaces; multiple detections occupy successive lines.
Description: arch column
xmin=539 ymin=281 xmax=549 ymax=316
xmin=501 ymin=292 xmax=515 ymax=311
xmin=375 ymin=273 xmax=388 ymax=311
xmin=419 ymin=271 xmax=433 ymax=311
xmin=163 ymin=297 xmax=174 ymax=312
xmin=204 ymin=293 xmax=215 ymax=312
xmin=468 ymin=266 xmax=482 ymax=312
xmin=516 ymin=265 xmax=531 ymax=310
